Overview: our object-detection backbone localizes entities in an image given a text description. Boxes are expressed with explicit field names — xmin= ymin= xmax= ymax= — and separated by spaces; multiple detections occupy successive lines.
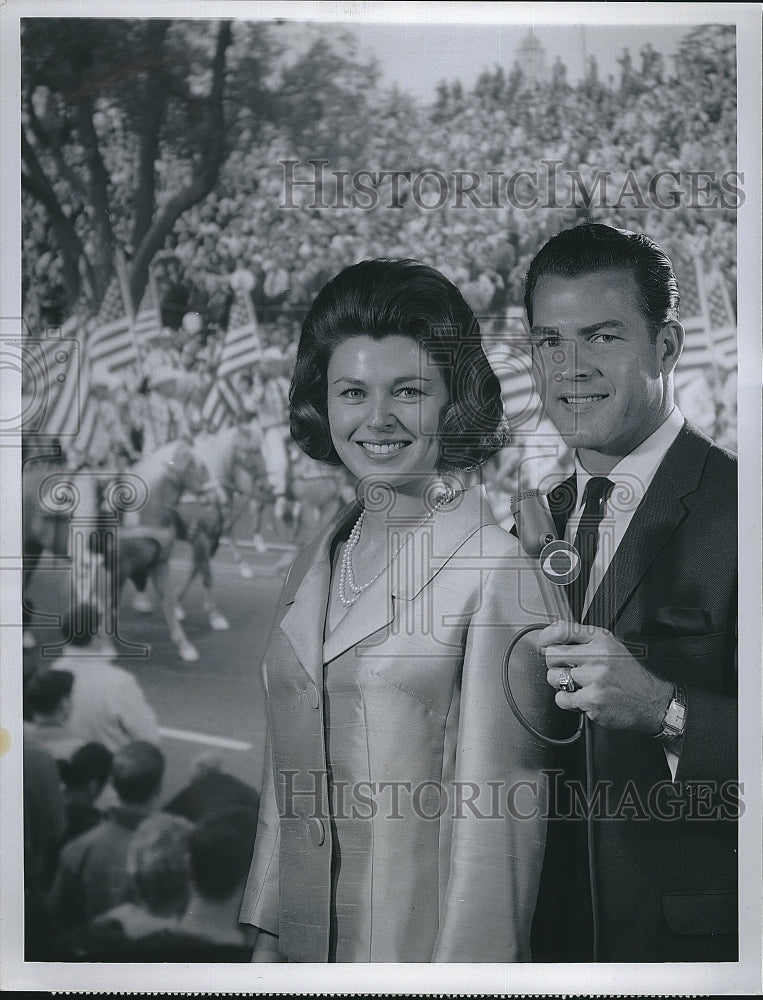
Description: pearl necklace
xmin=338 ymin=489 xmax=455 ymax=608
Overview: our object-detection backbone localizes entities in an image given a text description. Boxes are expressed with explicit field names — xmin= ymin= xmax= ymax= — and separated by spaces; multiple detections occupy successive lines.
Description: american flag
xmin=22 ymin=273 xmax=132 ymax=444
xmin=25 ymin=264 xmax=151 ymax=454
xmin=202 ymin=283 xmax=262 ymax=430
xmin=674 ymin=254 xmax=737 ymax=396
xmin=87 ymin=274 xmax=134 ymax=374
xmin=78 ymin=274 xmax=139 ymax=454
xmin=131 ymin=274 xmax=163 ymax=356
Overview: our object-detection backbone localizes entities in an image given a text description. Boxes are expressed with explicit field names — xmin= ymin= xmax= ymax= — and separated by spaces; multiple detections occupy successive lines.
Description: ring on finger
xmin=557 ymin=665 xmax=577 ymax=693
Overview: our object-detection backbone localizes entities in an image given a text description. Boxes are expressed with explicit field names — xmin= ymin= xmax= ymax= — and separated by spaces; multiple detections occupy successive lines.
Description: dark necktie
xmin=547 ymin=474 xmax=577 ymax=539
xmin=567 ymin=476 xmax=614 ymax=622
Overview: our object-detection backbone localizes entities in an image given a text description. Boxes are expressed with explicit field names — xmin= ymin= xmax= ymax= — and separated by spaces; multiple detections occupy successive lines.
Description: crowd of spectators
xmin=23 ymin=603 xmax=261 ymax=961
xmin=22 ymin=31 xmax=739 ymax=519
xmin=20 ymin=29 xmax=740 ymax=962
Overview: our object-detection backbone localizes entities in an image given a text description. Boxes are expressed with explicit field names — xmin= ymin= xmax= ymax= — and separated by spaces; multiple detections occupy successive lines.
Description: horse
xmin=171 ymin=422 xmax=280 ymax=628
xmin=113 ymin=438 xmax=211 ymax=661
xmin=22 ymin=439 xmax=208 ymax=661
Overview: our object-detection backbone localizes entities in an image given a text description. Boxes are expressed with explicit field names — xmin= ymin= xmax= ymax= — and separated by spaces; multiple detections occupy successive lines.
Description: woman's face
xmin=327 ymin=335 xmax=449 ymax=492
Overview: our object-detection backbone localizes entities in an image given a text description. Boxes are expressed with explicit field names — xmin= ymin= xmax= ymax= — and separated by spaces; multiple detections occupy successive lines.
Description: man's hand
xmin=539 ymin=620 xmax=674 ymax=733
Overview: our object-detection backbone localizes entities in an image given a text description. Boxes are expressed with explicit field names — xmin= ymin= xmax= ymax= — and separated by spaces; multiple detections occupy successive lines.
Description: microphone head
xmin=510 ymin=488 xmax=542 ymax=515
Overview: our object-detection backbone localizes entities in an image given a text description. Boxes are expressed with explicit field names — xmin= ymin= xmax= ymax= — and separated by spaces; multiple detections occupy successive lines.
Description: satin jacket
xmin=240 ymin=485 xmax=555 ymax=962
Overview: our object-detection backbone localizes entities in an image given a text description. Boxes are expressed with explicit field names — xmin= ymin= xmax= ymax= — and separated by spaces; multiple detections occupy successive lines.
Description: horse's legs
xmin=131 ymin=565 xmax=155 ymax=613
xmin=198 ymin=533 xmax=230 ymax=632
xmin=251 ymin=497 xmax=267 ymax=554
xmin=173 ymin=559 xmax=199 ymax=622
xmin=229 ymin=512 xmax=254 ymax=578
xmin=150 ymin=558 xmax=199 ymax=662
xmin=189 ymin=529 xmax=229 ymax=631
xmin=174 ymin=531 xmax=229 ymax=630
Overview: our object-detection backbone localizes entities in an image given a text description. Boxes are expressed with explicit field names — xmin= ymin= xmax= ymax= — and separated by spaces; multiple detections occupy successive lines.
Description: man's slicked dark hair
xmin=289 ymin=258 xmax=510 ymax=470
xmin=524 ymin=223 xmax=680 ymax=340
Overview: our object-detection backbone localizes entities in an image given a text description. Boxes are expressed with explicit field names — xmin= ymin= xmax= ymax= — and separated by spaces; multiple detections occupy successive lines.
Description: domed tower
xmin=515 ymin=28 xmax=549 ymax=83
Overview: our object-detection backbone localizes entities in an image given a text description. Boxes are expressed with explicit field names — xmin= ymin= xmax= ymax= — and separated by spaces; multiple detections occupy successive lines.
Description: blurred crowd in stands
xmin=23 ymin=27 xmax=739 ymax=508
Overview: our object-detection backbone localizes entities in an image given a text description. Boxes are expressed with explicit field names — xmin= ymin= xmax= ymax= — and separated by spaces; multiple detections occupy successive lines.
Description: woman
xmin=240 ymin=259 xmax=553 ymax=962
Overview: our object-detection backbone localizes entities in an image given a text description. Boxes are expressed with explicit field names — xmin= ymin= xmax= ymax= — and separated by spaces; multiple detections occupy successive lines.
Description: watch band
xmin=651 ymin=684 xmax=687 ymax=743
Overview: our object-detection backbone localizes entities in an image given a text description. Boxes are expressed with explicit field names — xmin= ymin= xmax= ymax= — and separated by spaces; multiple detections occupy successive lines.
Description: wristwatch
xmin=651 ymin=684 xmax=687 ymax=743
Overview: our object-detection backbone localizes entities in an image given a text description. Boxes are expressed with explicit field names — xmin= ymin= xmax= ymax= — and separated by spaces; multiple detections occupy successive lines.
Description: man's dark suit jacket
xmin=531 ymin=421 xmax=738 ymax=962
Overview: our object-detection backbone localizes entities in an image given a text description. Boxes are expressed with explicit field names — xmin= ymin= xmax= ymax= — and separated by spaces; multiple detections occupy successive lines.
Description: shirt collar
xmin=573 ymin=407 xmax=685 ymax=510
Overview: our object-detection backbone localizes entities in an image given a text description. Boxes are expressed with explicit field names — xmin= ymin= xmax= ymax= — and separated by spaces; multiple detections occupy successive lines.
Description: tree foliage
xmin=21 ymin=17 xmax=380 ymax=323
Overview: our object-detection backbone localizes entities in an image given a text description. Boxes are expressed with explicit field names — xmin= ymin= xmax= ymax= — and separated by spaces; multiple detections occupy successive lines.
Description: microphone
xmin=510 ymin=488 xmax=580 ymax=621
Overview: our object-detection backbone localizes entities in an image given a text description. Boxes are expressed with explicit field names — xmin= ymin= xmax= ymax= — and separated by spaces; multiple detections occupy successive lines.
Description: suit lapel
xmin=585 ymin=423 xmax=711 ymax=629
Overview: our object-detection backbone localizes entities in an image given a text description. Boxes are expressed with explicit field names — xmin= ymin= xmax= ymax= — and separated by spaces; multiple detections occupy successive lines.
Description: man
xmin=23 ymin=667 xmax=84 ymax=762
xmin=23 ymin=736 xmax=65 ymax=959
xmin=163 ymin=752 xmax=260 ymax=823
xmin=46 ymin=740 xmax=166 ymax=957
xmin=524 ymin=223 xmax=737 ymax=962
xmin=52 ymin=604 xmax=160 ymax=753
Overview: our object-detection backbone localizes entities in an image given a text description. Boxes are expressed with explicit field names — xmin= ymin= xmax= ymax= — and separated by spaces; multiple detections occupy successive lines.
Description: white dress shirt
xmin=566 ymin=406 xmax=685 ymax=778
xmin=566 ymin=406 xmax=685 ymax=618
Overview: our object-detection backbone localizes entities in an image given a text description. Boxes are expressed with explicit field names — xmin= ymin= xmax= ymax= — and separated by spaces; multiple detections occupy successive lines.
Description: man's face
xmin=529 ymin=269 xmax=681 ymax=470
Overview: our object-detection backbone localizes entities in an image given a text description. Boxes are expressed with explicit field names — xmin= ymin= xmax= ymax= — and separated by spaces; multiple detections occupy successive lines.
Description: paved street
xmin=23 ymin=536 xmax=293 ymax=805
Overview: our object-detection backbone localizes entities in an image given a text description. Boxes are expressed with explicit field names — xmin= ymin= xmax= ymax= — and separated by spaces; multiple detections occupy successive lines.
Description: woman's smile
xmin=327 ymin=335 xmax=449 ymax=489
xmin=356 ymin=440 xmax=410 ymax=456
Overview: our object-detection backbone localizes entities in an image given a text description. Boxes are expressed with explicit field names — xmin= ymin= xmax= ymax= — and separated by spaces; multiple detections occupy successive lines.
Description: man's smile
xmin=558 ymin=393 xmax=609 ymax=406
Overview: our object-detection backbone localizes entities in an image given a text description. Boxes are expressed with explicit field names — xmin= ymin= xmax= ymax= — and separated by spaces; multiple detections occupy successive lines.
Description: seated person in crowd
xmin=163 ymin=753 xmax=259 ymax=824
xmin=58 ymin=742 xmax=114 ymax=846
xmin=24 ymin=669 xmax=84 ymax=763
xmin=24 ymin=737 xmax=65 ymax=961
xmin=46 ymin=741 xmax=166 ymax=958
xmin=130 ymin=806 xmax=259 ymax=961
xmin=52 ymin=605 xmax=160 ymax=753
xmin=87 ymin=813 xmax=195 ymax=960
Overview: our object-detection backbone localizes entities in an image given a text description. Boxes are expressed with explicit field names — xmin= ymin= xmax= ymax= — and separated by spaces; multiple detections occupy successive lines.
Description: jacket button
xmin=307 ymin=817 xmax=325 ymax=846
xmin=306 ymin=681 xmax=320 ymax=709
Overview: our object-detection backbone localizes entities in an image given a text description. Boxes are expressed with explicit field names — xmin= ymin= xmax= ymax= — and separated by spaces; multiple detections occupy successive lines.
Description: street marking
xmin=158 ymin=727 xmax=252 ymax=752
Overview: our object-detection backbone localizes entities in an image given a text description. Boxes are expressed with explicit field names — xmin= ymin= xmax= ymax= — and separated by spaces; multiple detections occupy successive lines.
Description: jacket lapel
xmin=321 ymin=569 xmax=396 ymax=665
xmin=279 ymin=501 xmax=358 ymax=685
xmin=322 ymin=485 xmax=493 ymax=664
xmin=585 ymin=423 xmax=711 ymax=629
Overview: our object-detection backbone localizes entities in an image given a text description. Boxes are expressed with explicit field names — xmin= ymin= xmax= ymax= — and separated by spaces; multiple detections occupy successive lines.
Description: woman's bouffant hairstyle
xmin=289 ymin=258 xmax=510 ymax=470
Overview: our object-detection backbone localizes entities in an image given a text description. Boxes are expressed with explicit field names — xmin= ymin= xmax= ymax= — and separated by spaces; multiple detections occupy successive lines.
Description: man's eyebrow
xmin=529 ymin=320 xmax=627 ymax=338
xmin=579 ymin=319 xmax=626 ymax=336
